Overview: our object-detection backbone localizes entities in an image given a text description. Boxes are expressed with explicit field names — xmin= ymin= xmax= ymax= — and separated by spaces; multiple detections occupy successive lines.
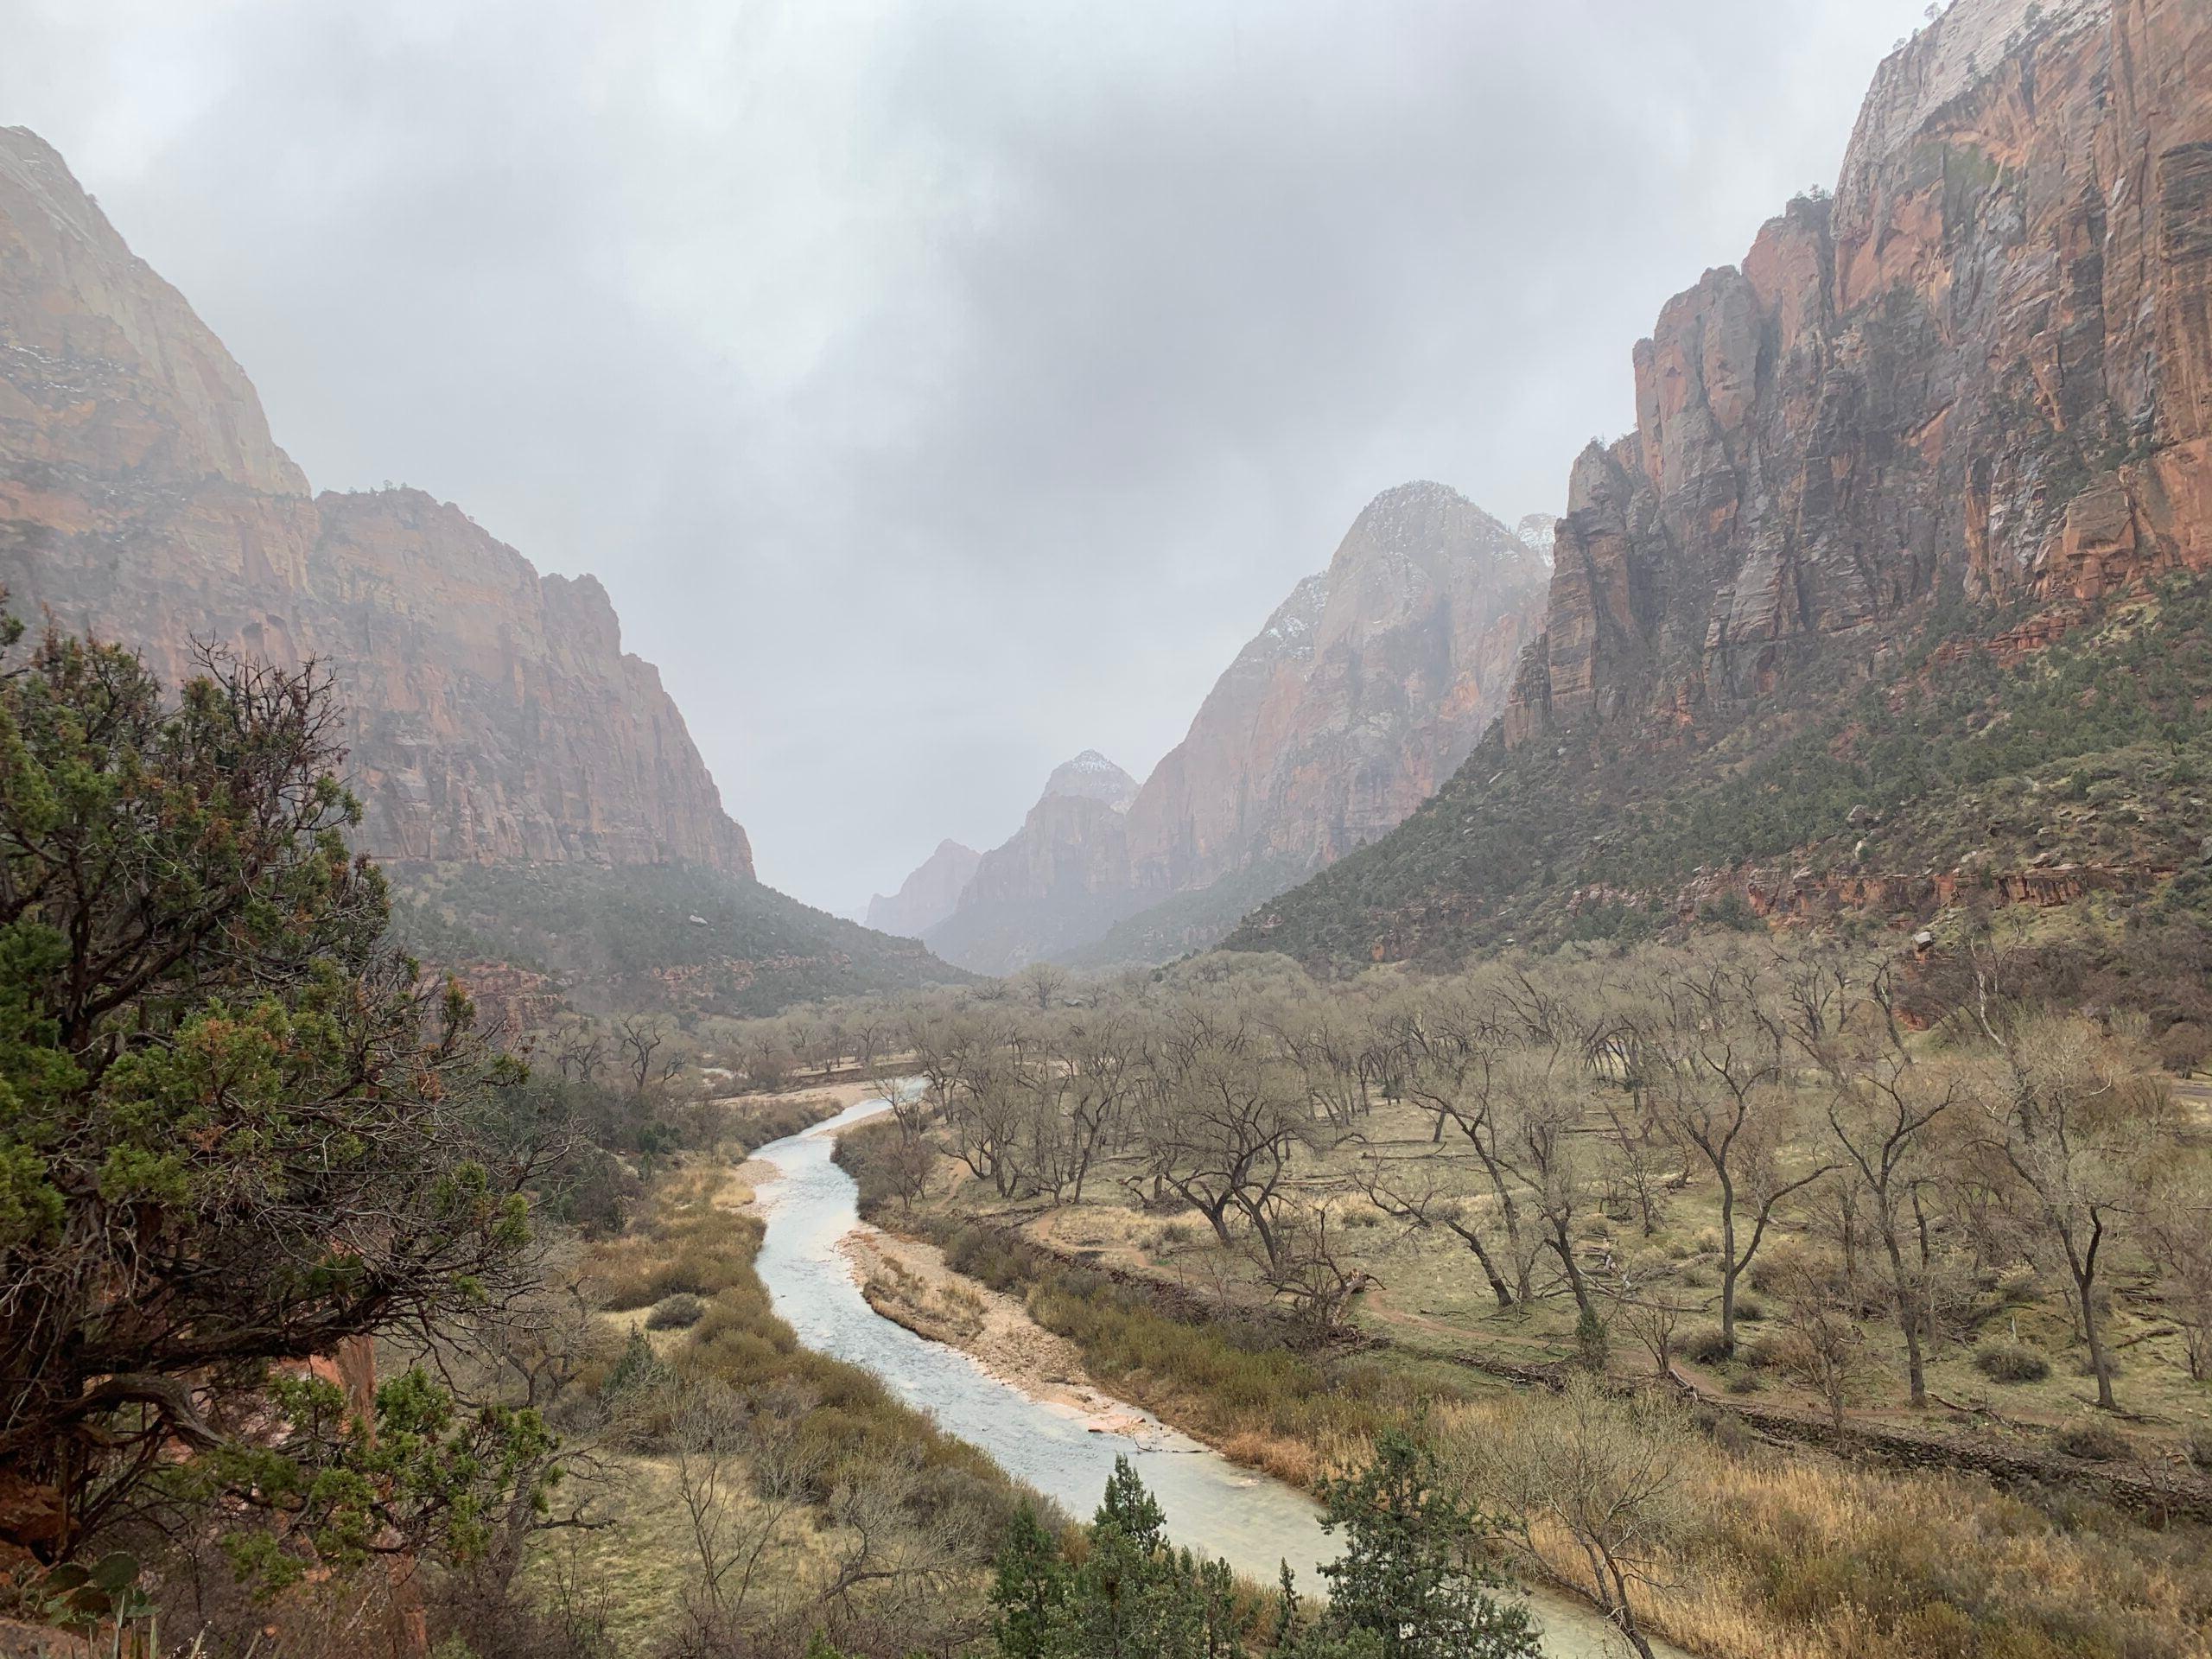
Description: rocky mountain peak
xmin=1333 ymin=480 xmax=1529 ymax=575
xmin=1041 ymin=750 xmax=1139 ymax=811
xmin=865 ymin=838 xmax=982 ymax=938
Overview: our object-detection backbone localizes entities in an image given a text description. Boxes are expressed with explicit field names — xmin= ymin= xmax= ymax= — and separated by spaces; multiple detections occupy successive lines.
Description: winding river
xmin=749 ymin=1095 xmax=1675 ymax=1659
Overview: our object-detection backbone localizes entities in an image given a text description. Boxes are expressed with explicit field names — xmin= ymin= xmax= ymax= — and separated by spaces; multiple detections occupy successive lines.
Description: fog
xmin=6 ymin=0 xmax=1932 ymax=913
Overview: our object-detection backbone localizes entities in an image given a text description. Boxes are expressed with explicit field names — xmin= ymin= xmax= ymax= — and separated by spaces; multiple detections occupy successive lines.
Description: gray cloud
xmin=4 ymin=0 xmax=1932 ymax=913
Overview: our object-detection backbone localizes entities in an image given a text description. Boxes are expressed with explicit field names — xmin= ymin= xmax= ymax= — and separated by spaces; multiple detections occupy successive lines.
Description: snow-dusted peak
xmin=1844 ymin=0 xmax=2107 ymax=186
xmin=1516 ymin=513 xmax=1558 ymax=567
xmin=1040 ymin=749 xmax=1139 ymax=811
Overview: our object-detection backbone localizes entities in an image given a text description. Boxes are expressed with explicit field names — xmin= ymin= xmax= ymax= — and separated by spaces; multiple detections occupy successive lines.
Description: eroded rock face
xmin=866 ymin=839 xmax=982 ymax=938
xmin=1124 ymin=480 xmax=1548 ymax=899
xmin=0 ymin=126 xmax=753 ymax=877
xmin=1505 ymin=0 xmax=2212 ymax=745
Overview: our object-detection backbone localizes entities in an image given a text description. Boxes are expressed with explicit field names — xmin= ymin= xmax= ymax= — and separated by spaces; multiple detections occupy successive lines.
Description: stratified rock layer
xmin=1505 ymin=0 xmax=2211 ymax=747
xmin=0 ymin=126 xmax=753 ymax=877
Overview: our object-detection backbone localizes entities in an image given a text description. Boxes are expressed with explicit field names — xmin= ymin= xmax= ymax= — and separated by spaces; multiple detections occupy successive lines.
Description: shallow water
xmin=750 ymin=1095 xmax=1673 ymax=1658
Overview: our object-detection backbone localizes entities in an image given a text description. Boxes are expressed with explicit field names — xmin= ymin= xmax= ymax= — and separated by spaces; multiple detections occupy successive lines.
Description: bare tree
xmin=1645 ymin=957 xmax=1835 ymax=1353
xmin=1357 ymin=1153 xmax=1519 ymax=1312
xmin=1252 ymin=1196 xmax=1372 ymax=1338
xmin=672 ymin=1381 xmax=819 ymax=1636
xmin=1774 ymin=1259 xmax=1883 ymax=1431
xmin=1599 ymin=1250 xmax=1700 ymax=1378
xmin=1787 ymin=953 xmax=1955 ymax=1408
xmin=1446 ymin=1376 xmax=1688 ymax=1659
xmin=614 ymin=1014 xmax=674 ymax=1096
xmin=1973 ymin=1014 xmax=2168 ymax=1411
xmin=2143 ymin=1167 xmax=2212 ymax=1382
xmin=1139 ymin=1016 xmax=1307 ymax=1268
xmin=1013 ymin=960 xmax=1070 ymax=1012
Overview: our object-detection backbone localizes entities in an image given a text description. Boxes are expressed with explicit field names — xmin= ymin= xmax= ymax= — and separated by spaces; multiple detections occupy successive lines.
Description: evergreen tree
xmin=1315 ymin=1430 xmax=1541 ymax=1659
xmin=990 ymin=1502 xmax=1066 ymax=1659
xmin=0 ymin=619 xmax=543 ymax=1567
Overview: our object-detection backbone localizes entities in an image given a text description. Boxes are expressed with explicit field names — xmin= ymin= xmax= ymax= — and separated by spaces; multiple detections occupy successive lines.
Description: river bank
xmin=752 ymin=1096 xmax=1678 ymax=1659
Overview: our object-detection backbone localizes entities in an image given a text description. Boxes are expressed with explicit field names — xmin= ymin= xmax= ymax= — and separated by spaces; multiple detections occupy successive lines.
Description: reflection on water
xmin=750 ymin=1095 xmax=1664 ymax=1658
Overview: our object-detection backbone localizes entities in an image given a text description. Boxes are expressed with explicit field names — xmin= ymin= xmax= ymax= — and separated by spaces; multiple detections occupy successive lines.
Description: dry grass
xmin=1433 ymin=1394 xmax=2212 ymax=1659
xmin=524 ymin=1153 xmax=1016 ymax=1649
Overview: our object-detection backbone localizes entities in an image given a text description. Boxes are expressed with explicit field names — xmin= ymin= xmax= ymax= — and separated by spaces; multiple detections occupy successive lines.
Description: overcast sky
xmin=7 ymin=0 xmax=1934 ymax=916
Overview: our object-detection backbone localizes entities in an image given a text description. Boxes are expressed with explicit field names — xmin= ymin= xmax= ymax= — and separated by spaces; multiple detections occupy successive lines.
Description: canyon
xmin=910 ymin=485 xmax=1551 ymax=974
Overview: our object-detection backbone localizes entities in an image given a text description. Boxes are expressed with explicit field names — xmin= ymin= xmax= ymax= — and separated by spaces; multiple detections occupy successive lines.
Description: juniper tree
xmin=0 ymin=618 xmax=546 ymax=1566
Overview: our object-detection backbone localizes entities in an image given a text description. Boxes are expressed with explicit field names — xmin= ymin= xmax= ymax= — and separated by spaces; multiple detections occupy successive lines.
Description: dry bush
xmin=1974 ymin=1339 xmax=2052 ymax=1383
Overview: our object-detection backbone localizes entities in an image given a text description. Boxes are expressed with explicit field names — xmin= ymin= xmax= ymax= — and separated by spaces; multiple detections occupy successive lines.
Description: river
xmin=749 ymin=1094 xmax=1674 ymax=1659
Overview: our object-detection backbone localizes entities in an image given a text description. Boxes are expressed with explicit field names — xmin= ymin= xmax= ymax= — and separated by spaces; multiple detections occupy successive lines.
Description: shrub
xmin=1973 ymin=1340 xmax=2050 ymax=1383
xmin=2158 ymin=1020 xmax=2210 ymax=1075
xmin=1574 ymin=1305 xmax=1609 ymax=1372
xmin=2051 ymin=1420 xmax=2131 ymax=1462
xmin=646 ymin=1292 xmax=707 ymax=1331
xmin=2189 ymin=1424 xmax=2212 ymax=1473
xmin=1733 ymin=1294 xmax=1769 ymax=1323
xmin=1680 ymin=1325 xmax=1734 ymax=1365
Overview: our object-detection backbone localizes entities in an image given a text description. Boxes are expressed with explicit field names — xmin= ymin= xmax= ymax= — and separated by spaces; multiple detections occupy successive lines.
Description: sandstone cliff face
xmin=866 ymin=839 xmax=982 ymax=938
xmin=0 ymin=126 xmax=753 ymax=878
xmin=1124 ymin=480 xmax=1548 ymax=900
xmin=1505 ymin=0 xmax=2211 ymax=747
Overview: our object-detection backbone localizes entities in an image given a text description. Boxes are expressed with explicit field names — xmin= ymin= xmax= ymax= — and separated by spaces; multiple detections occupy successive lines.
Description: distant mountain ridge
xmin=865 ymin=839 xmax=982 ymax=938
xmin=907 ymin=482 xmax=1549 ymax=973
xmin=921 ymin=751 xmax=1143 ymax=975
xmin=0 ymin=124 xmax=968 ymax=1011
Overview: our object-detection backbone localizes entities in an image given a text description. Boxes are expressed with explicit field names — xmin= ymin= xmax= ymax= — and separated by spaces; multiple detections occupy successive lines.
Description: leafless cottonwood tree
xmin=1356 ymin=1152 xmax=1520 ymax=1312
xmin=1645 ymin=958 xmax=1834 ymax=1353
xmin=1787 ymin=953 xmax=1955 ymax=1407
xmin=1137 ymin=1013 xmax=1308 ymax=1267
xmin=1973 ymin=1014 xmax=2168 ymax=1411
xmin=1446 ymin=1377 xmax=1688 ymax=1659
xmin=614 ymin=1013 xmax=676 ymax=1096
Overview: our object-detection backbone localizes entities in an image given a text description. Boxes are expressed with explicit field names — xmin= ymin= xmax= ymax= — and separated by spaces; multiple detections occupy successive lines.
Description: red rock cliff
xmin=1505 ymin=0 xmax=2212 ymax=746
xmin=0 ymin=126 xmax=753 ymax=877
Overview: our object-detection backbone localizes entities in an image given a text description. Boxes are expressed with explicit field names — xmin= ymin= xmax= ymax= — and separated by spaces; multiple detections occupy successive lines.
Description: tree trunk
xmin=1447 ymin=1220 xmax=1516 ymax=1310
xmin=1882 ymin=1225 xmax=1926 ymax=1408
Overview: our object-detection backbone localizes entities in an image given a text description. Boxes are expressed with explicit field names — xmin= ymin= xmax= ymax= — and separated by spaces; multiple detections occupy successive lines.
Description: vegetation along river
xmin=748 ymin=1093 xmax=1686 ymax=1659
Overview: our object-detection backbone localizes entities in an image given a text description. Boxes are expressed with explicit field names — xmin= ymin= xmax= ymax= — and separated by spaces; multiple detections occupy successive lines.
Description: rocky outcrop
xmin=1505 ymin=0 xmax=2212 ymax=747
xmin=0 ymin=126 xmax=753 ymax=877
xmin=866 ymin=839 xmax=982 ymax=938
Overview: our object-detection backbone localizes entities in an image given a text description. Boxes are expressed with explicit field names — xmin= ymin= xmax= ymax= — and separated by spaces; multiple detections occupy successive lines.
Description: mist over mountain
xmin=901 ymin=482 xmax=1548 ymax=973
xmin=0 ymin=126 xmax=966 ymax=1014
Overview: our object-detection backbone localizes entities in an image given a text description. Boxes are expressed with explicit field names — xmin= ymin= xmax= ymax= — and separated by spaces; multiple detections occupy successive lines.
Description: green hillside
xmin=1225 ymin=575 xmax=2212 ymax=969
xmin=391 ymin=859 xmax=972 ymax=1016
